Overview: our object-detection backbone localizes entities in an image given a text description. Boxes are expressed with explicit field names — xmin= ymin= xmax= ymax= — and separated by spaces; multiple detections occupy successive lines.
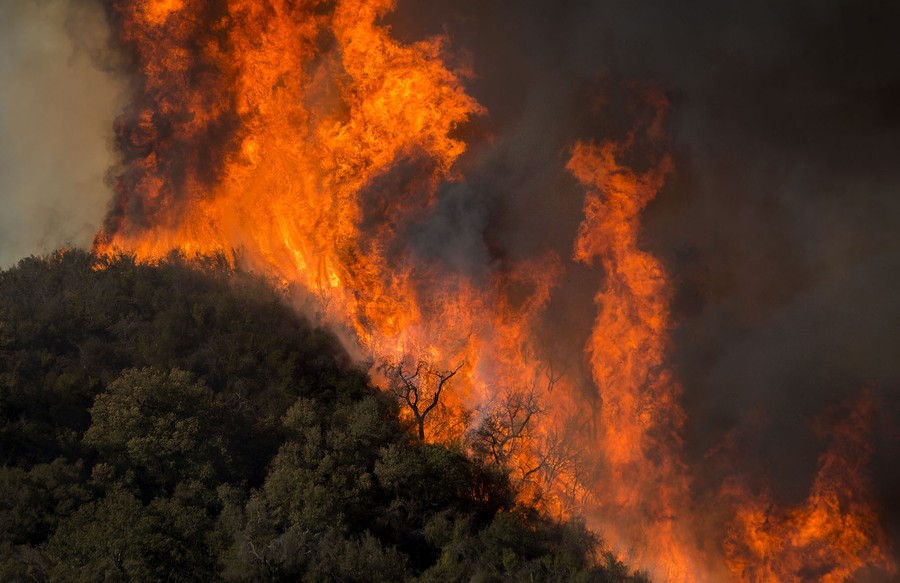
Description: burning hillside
xmin=7 ymin=0 xmax=896 ymax=580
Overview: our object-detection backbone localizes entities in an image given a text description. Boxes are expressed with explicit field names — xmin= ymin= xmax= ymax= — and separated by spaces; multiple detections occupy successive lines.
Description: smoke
xmin=574 ymin=0 xmax=900 ymax=525
xmin=0 ymin=0 xmax=124 ymax=268
xmin=390 ymin=0 xmax=900 ymax=562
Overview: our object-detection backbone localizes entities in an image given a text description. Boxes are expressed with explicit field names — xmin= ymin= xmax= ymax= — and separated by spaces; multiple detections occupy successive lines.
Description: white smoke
xmin=0 ymin=0 xmax=124 ymax=267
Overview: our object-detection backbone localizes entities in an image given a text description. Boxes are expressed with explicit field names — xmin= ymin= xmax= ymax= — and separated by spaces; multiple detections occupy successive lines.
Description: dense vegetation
xmin=0 ymin=250 xmax=645 ymax=582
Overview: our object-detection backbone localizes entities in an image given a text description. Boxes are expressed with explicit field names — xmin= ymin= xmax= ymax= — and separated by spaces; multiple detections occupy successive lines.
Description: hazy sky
xmin=0 ymin=0 xmax=123 ymax=268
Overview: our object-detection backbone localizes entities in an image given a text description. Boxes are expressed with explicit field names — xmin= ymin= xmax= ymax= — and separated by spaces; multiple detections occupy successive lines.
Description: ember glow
xmin=88 ymin=0 xmax=897 ymax=580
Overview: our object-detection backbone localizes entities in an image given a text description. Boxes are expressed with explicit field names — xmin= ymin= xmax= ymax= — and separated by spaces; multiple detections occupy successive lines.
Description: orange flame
xmin=97 ymin=0 xmax=578 ymax=509
xmin=724 ymin=394 xmax=896 ymax=582
xmin=566 ymin=98 xmax=704 ymax=581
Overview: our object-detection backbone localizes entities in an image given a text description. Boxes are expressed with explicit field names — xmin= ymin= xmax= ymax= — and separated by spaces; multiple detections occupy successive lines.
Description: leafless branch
xmin=386 ymin=358 xmax=463 ymax=440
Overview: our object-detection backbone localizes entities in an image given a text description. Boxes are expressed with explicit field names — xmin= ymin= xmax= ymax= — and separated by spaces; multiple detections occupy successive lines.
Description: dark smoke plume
xmin=389 ymin=0 xmax=900 ymax=561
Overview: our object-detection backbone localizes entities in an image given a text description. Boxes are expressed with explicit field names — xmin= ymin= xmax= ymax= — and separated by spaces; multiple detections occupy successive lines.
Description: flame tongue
xmin=99 ymin=0 xmax=483 ymax=350
xmin=567 ymin=99 xmax=702 ymax=581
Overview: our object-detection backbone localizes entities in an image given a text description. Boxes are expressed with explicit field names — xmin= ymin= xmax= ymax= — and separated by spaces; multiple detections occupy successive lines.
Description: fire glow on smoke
xmin=92 ymin=1 xmax=897 ymax=581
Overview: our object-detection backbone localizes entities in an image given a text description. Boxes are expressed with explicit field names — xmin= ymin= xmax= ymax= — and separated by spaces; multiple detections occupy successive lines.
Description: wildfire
xmin=97 ymin=0 xmax=579 ymax=512
xmin=567 ymin=99 xmax=702 ymax=580
xmin=724 ymin=394 xmax=896 ymax=582
xmin=92 ymin=0 xmax=894 ymax=580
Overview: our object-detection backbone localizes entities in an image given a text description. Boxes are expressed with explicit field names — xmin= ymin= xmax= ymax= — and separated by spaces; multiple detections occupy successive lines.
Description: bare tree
xmin=471 ymin=364 xmax=561 ymax=469
xmin=472 ymin=388 xmax=544 ymax=467
xmin=385 ymin=358 xmax=463 ymax=441
xmin=468 ymin=365 xmax=597 ymax=515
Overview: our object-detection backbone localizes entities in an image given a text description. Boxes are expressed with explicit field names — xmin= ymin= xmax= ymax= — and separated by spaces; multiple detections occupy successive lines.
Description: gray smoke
xmin=0 ymin=0 xmax=124 ymax=268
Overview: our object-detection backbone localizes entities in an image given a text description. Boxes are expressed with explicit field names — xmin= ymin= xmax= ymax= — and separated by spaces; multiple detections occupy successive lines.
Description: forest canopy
xmin=0 ymin=250 xmax=646 ymax=582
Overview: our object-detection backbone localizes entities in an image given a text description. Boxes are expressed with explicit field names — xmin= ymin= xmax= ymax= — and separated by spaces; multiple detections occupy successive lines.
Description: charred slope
xmin=0 ymin=250 xmax=644 ymax=582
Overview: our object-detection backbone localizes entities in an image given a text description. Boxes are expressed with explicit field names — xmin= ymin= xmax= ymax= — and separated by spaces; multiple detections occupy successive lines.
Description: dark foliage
xmin=0 ymin=250 xmax=645 ymax=582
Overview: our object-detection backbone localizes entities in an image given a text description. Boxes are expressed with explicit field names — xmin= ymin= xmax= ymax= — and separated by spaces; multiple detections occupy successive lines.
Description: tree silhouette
xmin=385 ymin=358 xmax=463 ymax=440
